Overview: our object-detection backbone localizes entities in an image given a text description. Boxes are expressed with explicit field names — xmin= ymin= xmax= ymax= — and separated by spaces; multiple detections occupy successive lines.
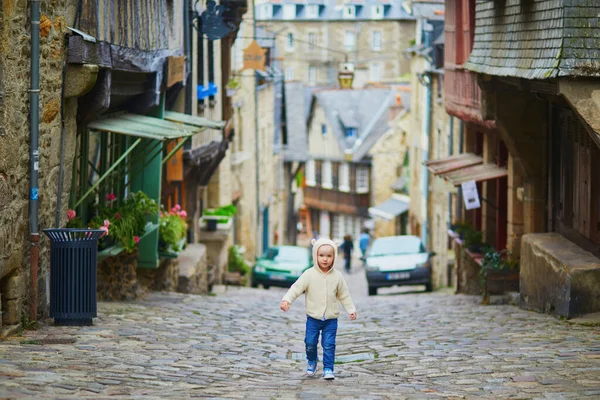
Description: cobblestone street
xmin=1 ymin=262 xmax=599 ymax=400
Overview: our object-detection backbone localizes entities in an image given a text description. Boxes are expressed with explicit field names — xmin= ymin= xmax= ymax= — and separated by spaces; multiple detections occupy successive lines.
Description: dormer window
xmin=372 ymin=5 xmax=384 ymax=19
xmin=283 ymin=4 xmax=296 ymax=20
xmin=345 ymin=128 xmax=357 ymax=138
xmin=306 ymin=5 xmax=319 ymax=18
xmin=343 ymin=5 xmax=356 ymax=19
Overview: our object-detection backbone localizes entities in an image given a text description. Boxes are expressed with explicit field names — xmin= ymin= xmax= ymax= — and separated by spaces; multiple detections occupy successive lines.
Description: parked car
xmin=251 ymin=246 xmax=312 ymax=289
xmin=365 ymin=235 xmax=435 ymax=296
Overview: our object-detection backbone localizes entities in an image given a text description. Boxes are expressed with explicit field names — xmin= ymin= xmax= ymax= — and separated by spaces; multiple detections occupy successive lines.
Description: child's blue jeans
xmin=305 ymin=316 xmax=338 ymax=371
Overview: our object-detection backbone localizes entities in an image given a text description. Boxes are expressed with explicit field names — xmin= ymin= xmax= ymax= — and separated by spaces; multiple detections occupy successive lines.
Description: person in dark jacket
xmin=340 ymin=235 xmax=354 ymax=273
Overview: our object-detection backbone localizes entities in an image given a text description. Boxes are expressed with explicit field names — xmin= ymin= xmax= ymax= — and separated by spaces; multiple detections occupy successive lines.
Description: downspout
xmin=448 ymin=116 xmax=454 ymax=224
xmin=420 ymin=24 xmax=432 ymax=248
xmin=457 ymin=120 xmax=465 ymax=221
xmin=252 ymin=0 xmax=261 ymax=256
xmin=184 ymin=0 xmax=193 ymax=115
xmin=29 ymin=0 xmax=41 ymax=322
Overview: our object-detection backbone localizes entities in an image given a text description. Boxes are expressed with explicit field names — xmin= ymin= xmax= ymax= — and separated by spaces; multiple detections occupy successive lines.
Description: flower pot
xmin=206 ymin=219 xmax=218 ymax=231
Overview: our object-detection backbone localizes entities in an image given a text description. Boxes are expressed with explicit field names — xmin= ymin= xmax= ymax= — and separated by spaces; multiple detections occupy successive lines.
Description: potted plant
xmin=226 ymin=77 xmax=240 ymax=97
xmin=479 ymin=249 xmax=520 ymax=304
xmin=158 ymin=205 xmax=188 ymax=256
xmin=201 ymin=204 xmax=237 ymax=231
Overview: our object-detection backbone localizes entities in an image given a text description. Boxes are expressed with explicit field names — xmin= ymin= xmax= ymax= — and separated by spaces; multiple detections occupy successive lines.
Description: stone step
xmin=177 ymin=244 xmax=208 ymax=295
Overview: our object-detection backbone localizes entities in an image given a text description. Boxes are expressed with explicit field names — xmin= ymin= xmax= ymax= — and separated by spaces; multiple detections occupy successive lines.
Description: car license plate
xmin=269 ymin=274 xmax=286 ymax=281
xmin=387 ymin=272 xmax=410 ymax=280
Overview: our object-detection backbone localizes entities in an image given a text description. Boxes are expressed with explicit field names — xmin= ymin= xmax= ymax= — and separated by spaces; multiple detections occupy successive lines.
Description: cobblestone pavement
xmin=1 ymin=262 xmax=599 ymax=399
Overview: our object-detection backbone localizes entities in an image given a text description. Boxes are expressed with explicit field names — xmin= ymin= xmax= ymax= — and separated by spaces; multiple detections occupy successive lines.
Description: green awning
xmin=164 ymin=111 xmax=225 ymax=130
xmin=88 ymin=113 xmax=201 ymax=140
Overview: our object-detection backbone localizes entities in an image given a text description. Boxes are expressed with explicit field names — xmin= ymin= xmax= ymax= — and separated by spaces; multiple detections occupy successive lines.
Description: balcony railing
xmin=304 ymin=186 xmax=370 ymax=215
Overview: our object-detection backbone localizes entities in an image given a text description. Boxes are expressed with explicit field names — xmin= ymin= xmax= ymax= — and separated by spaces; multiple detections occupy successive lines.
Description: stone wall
xmin=97 ymin=252 xmax=142 ymax=301
xmin=0 ymin=1 xmax=78 ymax=334
xmin=137 ymin=258 xmax=179 ymax=293
xmin=258 ymin=20 xmax=415 ymax=86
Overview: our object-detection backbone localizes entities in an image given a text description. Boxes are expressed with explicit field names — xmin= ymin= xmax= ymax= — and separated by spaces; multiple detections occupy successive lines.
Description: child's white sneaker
xmin=323 ymin=368 xmax=335 ymax=380
xmin=306 ymin=360 xmax=318 ymax=376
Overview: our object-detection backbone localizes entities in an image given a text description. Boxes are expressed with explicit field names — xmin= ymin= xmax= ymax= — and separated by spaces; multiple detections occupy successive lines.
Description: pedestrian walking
xmin=280 ymin=237 xmax=357 ymax=380
xmin=359 ymin=229 xmax=370 ymax=263
xmin=340 ymin=235 xmax=354 ymax=273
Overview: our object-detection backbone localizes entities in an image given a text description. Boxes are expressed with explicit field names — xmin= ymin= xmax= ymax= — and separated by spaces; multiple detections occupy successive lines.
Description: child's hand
xmin=280 ymin=300 xmax=290 ymax=312
xmin=349 ymin=312 xmax=357 ymax=321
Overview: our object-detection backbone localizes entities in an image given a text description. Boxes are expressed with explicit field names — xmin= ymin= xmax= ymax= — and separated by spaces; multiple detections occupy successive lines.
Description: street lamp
xmin=338 ymin=62 xmax=355 ymax=89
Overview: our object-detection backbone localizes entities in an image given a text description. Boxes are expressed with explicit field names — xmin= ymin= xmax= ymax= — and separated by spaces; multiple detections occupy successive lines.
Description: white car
xmin=365 ymin=235 xmax=435 ymax=295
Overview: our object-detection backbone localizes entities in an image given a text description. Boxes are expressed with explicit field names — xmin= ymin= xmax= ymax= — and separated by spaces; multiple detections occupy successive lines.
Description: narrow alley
xmin=1 ymin=259 xmax=599 ymax=399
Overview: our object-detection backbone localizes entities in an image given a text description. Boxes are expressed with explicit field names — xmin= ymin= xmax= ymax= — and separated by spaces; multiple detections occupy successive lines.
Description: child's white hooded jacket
xmin=282 ymin=237 xmax=356 ymax=320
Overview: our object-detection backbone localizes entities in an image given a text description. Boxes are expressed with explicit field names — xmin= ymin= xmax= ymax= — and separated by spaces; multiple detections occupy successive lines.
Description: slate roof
xmin=464 ymin=0 xmax=600 ymax=79
xmin=310 ymin=88 xmax=396 ymax=161
xmin=256 ymin=0 xmax=414 ymax=21
xmin=283 ymin=82 xmax=310 ymax=162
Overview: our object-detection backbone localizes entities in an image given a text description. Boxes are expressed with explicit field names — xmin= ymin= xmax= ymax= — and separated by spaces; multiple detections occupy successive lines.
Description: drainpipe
xmin=421 ymin=73 xmax=431 ymax=248
xmin=252 ymin=0 xmax=261 ymax=256
xmin=457 ymin=120 xmax=465 ymax=221
xmin=448 ymin=116 xmax=454 ymax=224
xmin=29 ymin=0 xmax=41 ymax=322
xmin=184 ymin=0 xmax=193 ymax=115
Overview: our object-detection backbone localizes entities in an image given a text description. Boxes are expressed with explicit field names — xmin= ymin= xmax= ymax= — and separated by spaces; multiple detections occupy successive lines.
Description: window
xmin=285 ymin=67 xmax=295 ymax=81
xmin=306 ymin=4 xmax=319 ymax=18
xmin=344 ymin=30 xmax=355 ymax=50
xmin=372 ymin=31 xmax=382 ymax=51
xmin=308 ymin=32 xmax=317 ymax=50
xmin=332 ymin=214 xmax=344 ymax=242
xmin=322 ymin=161 xmax=333 ymax=189
xmin=343 ymin=5 xmax=355 ymax=19
xmin=305 ymin=159 xmax=316 ymax=186
xmin=345 ymin=128 xmax=357 ymax=138
xmin=259 ymin=4 xmax=273 ymax=19
xmin=283 ymin=4 xmax=296 ymax=19
xmin=286 ymin=33 xmax=295 ymax=51
xmin=370 ymin=62 xmax=381 ymax=82
xmin=356 ymin=166 xmax=369 ymax=193
xmin=372 ymin=5 xmax=384 ymax=19
xmin=339 ymin=163 xmax=350 ymax=192
xmin=321 ymin=124 xmax=327 ymax=135
xmin=308 ymin=66 xmax=317 ymax=85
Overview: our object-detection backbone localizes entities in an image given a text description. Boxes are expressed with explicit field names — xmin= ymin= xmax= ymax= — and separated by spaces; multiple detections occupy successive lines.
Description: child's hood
xmin=311 ymin=237 xmax=339 ymax=271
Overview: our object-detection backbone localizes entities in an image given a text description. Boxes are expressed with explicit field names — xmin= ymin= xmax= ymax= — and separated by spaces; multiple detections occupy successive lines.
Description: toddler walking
xmin=280 ymin=237 xmax=357 ymax=380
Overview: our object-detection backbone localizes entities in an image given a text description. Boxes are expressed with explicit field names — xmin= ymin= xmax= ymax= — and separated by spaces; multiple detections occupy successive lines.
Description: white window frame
xmin=372 ymin=5 xmax=384 ymax=19
xmin=285 ymin=67 xmax=295 ymax=81
xmin=322 ymin=161 xmax=333 ymax=189
xmin=339 ymin=163 xmax=350 ymax=192
xmin=285 ymin=32 xmax=295 ymax=52
xmin=308 ymin=31 xmax=317 ymax=50
xmin=344 ymin=30 xmax=355 ymax=51
xmin=370 ymin=62 xmax=381 ymax=82
xmin=306 ymin=4 xmax=319 ymax=18
xmin=261 ymin=4 xmax=273 ymax=19
xmin=372 ymin=30 xmax=382 ymax=51
xmin=356 ymin=166 xmax=369 ymax=193
xmin=305 ymin=159 xmax=316 ymax=186
xmin=283 ymin=4 xmax=296 ymax=20
xmin=308 ymin=66 xmax=317 ymax=85
xmin=343 ymin=5 xmax=356 ymax=19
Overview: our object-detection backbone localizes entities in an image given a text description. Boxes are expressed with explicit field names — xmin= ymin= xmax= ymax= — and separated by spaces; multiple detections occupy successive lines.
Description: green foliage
xmin=479 ymin=249 xmax=520 ymax=304
xmin=228 ymin=245 xmax=250 ymax=275
xmin=65 ymin=217 xmax=84 ymax=228
xmin=159 ymin=210 xmax=187 ymax=252
xmin=204 ymin=204 xmax=237 ymax=218
xmin=88 ymin=191 xmax=158 ymax=253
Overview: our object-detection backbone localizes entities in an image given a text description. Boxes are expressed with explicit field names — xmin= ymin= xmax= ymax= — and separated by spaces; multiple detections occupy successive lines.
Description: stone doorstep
xmin=568 ymin=312 xmax=600 ymax=327
xmin=177 ymin=243 xmax=208 ymax=295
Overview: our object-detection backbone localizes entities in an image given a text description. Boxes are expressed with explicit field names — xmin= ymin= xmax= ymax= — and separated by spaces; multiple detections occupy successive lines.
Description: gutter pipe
xmin=420 ymin=28 xmax=432 ymax=249
xmin=29 ymin=0 xmax=41 ymax=322
xmin=252 ymin=0 xmax=261 ymax=256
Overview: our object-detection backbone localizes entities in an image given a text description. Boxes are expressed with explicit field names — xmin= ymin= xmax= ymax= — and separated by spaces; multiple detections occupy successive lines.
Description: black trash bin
xmin=43 ymin=228 xmax=104 ymax=326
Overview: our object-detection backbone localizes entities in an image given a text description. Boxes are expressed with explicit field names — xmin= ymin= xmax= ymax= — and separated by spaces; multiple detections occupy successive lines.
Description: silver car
xmin=365 ymin=235 xmax=435 ymax=296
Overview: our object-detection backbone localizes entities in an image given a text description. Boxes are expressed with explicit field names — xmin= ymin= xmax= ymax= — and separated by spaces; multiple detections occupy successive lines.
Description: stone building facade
xmin=0 ymin=1 xmax=78 ymax=335
xmin=255 ymin=0 xmax=416 ymax=86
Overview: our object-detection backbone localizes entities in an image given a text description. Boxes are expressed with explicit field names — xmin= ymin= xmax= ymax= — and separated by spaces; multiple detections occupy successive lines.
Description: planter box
xmin=200 ymin=216 xmax=232 ymax=231
xmin=487 ymin=269 xmax=520 ymax=294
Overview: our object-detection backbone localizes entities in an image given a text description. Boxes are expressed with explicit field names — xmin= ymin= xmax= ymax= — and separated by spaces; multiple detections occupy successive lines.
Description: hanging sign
xmin=242 ymin=40 xmax=267 ymax=71
xmin=461 ymin=180 xmax=481 ymax=210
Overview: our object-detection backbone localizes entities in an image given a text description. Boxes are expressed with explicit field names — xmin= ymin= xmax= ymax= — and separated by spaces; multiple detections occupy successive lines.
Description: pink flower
xmin=105 ymin=193 xmax=116 ymax=202
xmin=174 ymin=204 xmax=181 ymax=211
xmin=103 ymin=219 xmax=111 ymax=227
xmin=67 ymin=209 xmax=76 ymax=221
xmin=178 ymin=210 xmax=188 ymax=218
xmin=99 ymin=226 xmax=109 ymax=237
xmin=134 ymin=236 xmax=140 ymax=244
xmin=115 ymin=212 xmax=121 ymax=220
